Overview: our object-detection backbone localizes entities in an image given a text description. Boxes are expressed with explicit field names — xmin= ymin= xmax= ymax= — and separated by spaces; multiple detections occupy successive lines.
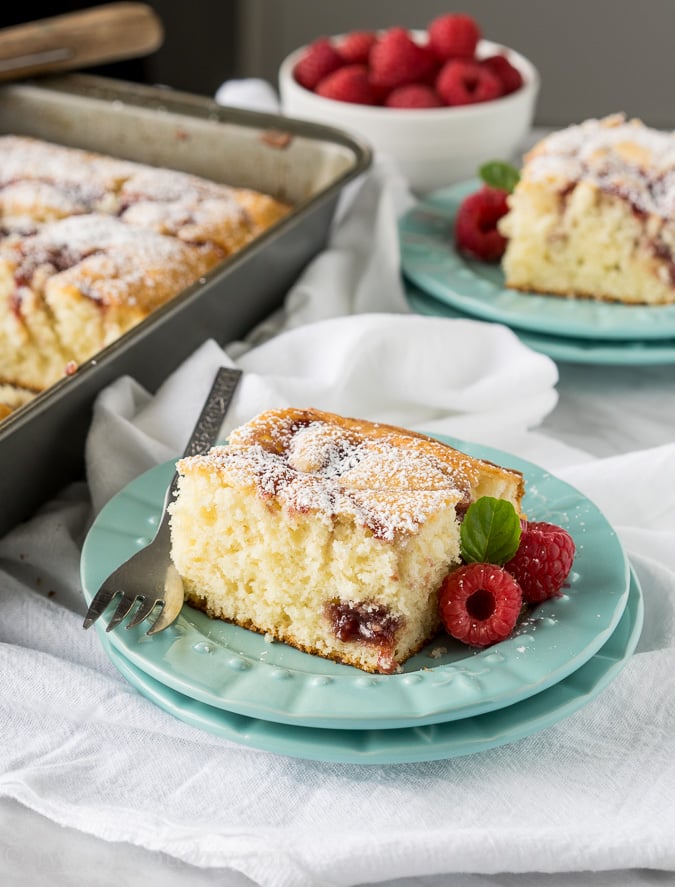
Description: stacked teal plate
xmin=399 ymin=181 xmax=675 ymax=365
xmin=81 ymin=437 xmax=642 ymax=764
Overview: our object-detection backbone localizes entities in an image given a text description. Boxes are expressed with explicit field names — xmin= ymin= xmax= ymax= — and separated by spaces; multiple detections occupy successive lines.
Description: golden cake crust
xmin=225 ymin=406 xmax=525 ymax=516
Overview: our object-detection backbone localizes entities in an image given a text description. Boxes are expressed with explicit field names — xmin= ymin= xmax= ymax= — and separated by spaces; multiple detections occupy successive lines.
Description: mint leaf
xmin=460 ymin=496 xmax=522 ymax=565
xmin=478 ymin=160 xmax=520 ymax=193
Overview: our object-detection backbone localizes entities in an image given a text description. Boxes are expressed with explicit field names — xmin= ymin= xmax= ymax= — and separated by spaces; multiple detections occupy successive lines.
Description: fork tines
xmin=83 ymin=590 xmax=163 ymax=632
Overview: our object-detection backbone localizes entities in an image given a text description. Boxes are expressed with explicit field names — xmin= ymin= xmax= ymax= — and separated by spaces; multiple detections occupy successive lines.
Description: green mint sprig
xmin=460 ymin=496 xmax=522 ymax=565
xmin=478 ymin=160 xmax=520 ymax=193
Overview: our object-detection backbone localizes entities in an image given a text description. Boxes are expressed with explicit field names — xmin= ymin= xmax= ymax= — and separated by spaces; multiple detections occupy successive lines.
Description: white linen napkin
xmin=84 ymin=316 xmax=560 ymax=513
xmin=1 ymin=432 xmax=675 ymax=887
xmin=0 ymin=82 xmax=674 ymax=887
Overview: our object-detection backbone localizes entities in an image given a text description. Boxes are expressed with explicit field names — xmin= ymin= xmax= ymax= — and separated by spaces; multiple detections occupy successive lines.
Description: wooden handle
xmin=0 ymin=3 xmax=164 ymax=81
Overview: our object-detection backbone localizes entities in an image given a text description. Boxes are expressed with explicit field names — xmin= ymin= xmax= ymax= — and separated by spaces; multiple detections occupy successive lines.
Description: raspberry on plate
xmin=293 ymin=38 xmax=344 ymax=91
xmin=439 ymin=563 xmax=523 ymax=647
xmin=336 ymin=30 xmax=377 ymax=65
xmin=370 ymin=26 xmax=436 ymax=92
xmin=428 ymin=12 xmax=481 ymax=61
xmin=384 ymin=84 xmax=442 ymax=109
xmin=454 ymin=185 xmax=510 ymax=261
xmin=505 ymin=521 xmax=576 ymax=603
xmin=481 ymin=54 xmax=524 ymax=95
xmin=436 ymin=58 xmax=502 ymax=105
xmin=315 ymin=64 xmax=378 ymax=105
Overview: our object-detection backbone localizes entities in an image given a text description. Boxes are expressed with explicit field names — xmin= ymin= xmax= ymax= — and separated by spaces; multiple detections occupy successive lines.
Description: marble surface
xmin=540 ymin=362 xmax=675 ymax=458
xmin=2 ymin=359 xmax=674 ymax=886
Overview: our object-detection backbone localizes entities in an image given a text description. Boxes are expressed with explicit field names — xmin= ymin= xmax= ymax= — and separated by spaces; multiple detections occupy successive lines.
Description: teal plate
xmin=101 ymin=570 xmax=643 ymax=764
xmin=407 ymin=282 xmax=675 ymax=366
xmin=81 ymin=437 xmax=630 ymax=730
xmin=399 ymin=180 xmax=675 ymax=342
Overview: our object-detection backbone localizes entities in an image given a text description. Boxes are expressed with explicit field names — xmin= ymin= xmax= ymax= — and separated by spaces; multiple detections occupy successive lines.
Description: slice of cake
xmin=169 ymin=408 xmax=524 ymax=674
xmin=499 ymin=114 xmax=675 ymax=305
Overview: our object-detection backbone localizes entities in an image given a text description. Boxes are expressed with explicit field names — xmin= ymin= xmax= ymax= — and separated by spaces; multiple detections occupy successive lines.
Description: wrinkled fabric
xmin=0 ymin=122 xmax=673 ymax=887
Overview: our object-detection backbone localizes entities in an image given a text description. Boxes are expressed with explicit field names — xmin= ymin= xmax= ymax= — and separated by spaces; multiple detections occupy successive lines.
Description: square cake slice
xmin=169 ymin=408 xmax=524 ymax=674
xmin=499 ymin=114 xmax=675 ymax=305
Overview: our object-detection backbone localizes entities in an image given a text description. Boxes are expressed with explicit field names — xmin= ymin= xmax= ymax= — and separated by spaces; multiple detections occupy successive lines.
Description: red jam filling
xmin=325 ymin=600 xmax=403 ymax=646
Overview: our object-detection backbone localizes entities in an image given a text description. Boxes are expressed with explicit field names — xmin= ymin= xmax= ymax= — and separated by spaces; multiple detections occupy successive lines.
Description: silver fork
xmin=82 ymin=366 xmax=242 ymax=635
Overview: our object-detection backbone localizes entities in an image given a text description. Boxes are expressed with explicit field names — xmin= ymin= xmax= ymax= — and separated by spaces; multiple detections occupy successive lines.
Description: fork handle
xmin=149 ymin=368 xmax=240 ymax=631
xmin=161 ymin=366 xmax=242 ymax=511
xmin=183 ymin=367 xmax=242 ymax=459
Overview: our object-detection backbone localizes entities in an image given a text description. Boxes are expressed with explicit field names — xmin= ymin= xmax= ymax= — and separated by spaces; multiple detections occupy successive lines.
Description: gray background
xmin=3 ymin=1 xmax=673 ymax=128
xmin=231 ymin=0 xmax=673 ymax=128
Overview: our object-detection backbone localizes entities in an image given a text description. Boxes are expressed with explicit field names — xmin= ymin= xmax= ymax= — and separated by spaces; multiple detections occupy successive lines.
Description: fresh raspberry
xmin=481 ymin=54 xmax=524 ymax=95
xmin=428 ymin=13 xmax=481 ymax=61
xmin=293 ymin=38 xmax=344 ymax=91
xmin=505 ymin=522 xmax=576 ymax=604
xmin=384 ymin=83 xmax=442 ymax=109
xmin=370 ymin=27 xmax=436 ymax=92
xmin=454 ymin=185 xmax=510 ymax=261
xmin=336 ymin=30 xmax=377 ymax=65
xmin=439 ymin=563 xmax=523 ymax=647
xmin=436 ymin=58 xmax=502 ymax=106
xmin=316 ymin=64 xmax=378 ymax=105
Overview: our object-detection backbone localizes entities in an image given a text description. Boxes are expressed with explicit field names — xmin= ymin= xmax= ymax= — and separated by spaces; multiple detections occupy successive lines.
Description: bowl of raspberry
xmin=278 ymin=13 xmax=539 ymax=193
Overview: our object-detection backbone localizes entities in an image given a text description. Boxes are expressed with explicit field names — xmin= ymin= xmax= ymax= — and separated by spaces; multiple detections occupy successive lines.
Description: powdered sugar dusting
xmin=2 ymin=214 xmax=201 ymax=280
xmin=524 ymin=114 xmax=675 ymax=217
xmin=0 ymin=135 xmax=137 ymax=185
xmin=117 ymin=168 xmax=254 ymax=251
xmin=185 ymin=442 xmax=463 ymax=541
xmin=0 ymin=179 xmax=92 ymax=220
xmin=178 ymin=410 xmax=506 ymax=542
xmin=119 ymin=167 xmax=239 ymax=204
xmin=0 ymin=135 xmax=283 ymax=255
xmin=0 ymin=135 xmax=135 ymax=215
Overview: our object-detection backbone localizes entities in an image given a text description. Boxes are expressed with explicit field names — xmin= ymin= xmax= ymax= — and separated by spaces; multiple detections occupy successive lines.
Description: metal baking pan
xmin=0 ymin=73 xmax=371 ymax=535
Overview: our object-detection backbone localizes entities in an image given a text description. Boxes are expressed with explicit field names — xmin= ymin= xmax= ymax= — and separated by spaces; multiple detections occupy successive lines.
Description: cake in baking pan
xmin=0 ymin=136 xmax=290 ymax=416
xmin=0 ymin=214 xmax=221 ymax=391
xmin=499 ymin=114 xmax=675 ymax=305
xmin=0 ymin=383 xmax=36 ymax=420
xmin=168 ymin=408 xmax=524 ymax=674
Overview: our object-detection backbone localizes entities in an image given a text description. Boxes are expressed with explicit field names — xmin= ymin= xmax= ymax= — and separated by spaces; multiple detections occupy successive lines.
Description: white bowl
xmin=279 ymin=37 xmax=540 ymax=193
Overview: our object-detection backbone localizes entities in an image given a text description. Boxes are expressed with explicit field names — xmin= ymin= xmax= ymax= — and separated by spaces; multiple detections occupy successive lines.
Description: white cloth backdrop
xmin=0 ymin=97 xmax=674 ymax=887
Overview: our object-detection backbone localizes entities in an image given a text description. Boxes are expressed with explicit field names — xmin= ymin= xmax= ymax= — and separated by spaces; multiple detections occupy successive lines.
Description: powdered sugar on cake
xmin=500 ymin=114 xmax=675 ymax=305
xmin=523 ymin=114 xmax=675 ymax=218
xmin=0 ymin=136 xmax=134 ymax=216
xmin=2 ymin=214 xmax=209 ymax=295
xmin=181 ymin=414 xmax=491 ymax=542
